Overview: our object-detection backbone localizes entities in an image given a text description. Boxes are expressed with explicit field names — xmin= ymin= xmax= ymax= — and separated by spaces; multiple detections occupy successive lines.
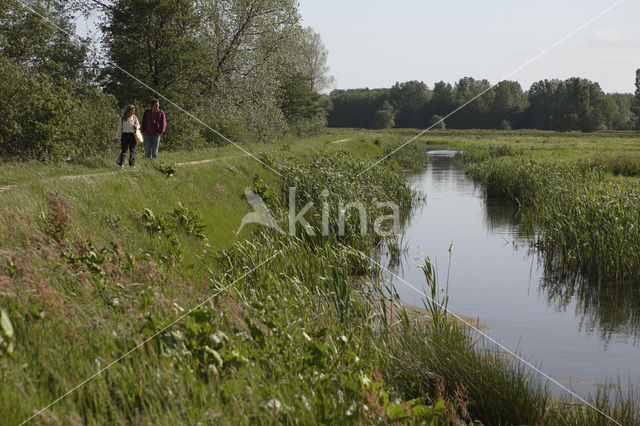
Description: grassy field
xmin=1 ymin=129 xmax=639 ymax=424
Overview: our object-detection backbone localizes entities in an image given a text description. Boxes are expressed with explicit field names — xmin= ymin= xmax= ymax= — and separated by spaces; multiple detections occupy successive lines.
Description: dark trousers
xmin=117 ymin=133 xmax=136 ymax=166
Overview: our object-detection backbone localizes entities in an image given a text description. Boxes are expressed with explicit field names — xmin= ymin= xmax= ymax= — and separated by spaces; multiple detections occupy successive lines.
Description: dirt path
xmin=0 ymin=141 xmax=350 ymax=192
xmin=0 ymin=153 xmax=254 ymax=193
xmin=174 ymin=153 xmax=249 ymax=167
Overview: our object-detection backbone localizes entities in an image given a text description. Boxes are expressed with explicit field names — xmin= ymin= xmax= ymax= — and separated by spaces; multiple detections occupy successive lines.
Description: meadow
xmin=1 ymin=129 xmax=639 ymax=424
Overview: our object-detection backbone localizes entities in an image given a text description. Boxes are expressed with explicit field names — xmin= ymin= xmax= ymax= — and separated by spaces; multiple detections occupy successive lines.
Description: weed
xmin=39 ymin=193 xmax=72 ymax=243
xmin=152 ymin=160 xmax=177 ymax=177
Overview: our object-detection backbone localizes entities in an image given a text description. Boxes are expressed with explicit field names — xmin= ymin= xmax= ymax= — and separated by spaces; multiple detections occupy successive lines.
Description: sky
xmin=298 ymin=0 xmax=640 ymax=93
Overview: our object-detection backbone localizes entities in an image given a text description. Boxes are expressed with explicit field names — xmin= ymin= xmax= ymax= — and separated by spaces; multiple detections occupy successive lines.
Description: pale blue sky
xmin=298 ymin=0 xmax=640 ymax=93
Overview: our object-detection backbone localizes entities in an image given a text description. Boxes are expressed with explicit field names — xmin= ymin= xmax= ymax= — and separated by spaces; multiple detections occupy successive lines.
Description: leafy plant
xmin=152 ymin=161 xmax=177 ymax=177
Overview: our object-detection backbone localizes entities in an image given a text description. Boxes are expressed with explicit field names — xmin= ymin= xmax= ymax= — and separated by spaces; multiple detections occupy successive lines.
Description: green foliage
xmin=372 ymin=100 xmax=395 ymax=129
xmin=330 ymin=76 xmax=633 ymax=132
xmin=143 ymin=203 xmax=208 ymax=249
xmin=528 ymin=78 xmax=610 ymax=131
xmin=152 ymin=161 xmax=176 ymax=177
xmin=458 ymin=143 xmax=523 ymax=165
xmin=328 ymin=88 xmax=391 ymax=128
xmin=390 ymin=80 xmax=431 ymax=128
xmin=100 ymin=0 xmax=321 ymax=148
xmin=419 ymin=258 xmax=449 ymax=330
xmin=429 ymin=114 xmax=445 ymax=129
xmin=0 ymin=1 xmax=118 ymax=162
xmin=280 ymin=73 xmax=330 ymax=136
xmin=498 ymin=118 xmax=512 ymax=130
xmin=633 ymin=68 xmax=640 ymax=129
xmin=280 ymin=151 xmax=415 ymax=249
xmin=0 ymin=0 xmax=89 ymax=80
xmin=170 ymin=203 xmax=208 ymax=245
xmin=0 ymin=57 xmax=119 ymax=162
xmin=467 ymin=154 xmax=640 ymax=281
xmin=382 ymin=140 xmax=433 ymax=171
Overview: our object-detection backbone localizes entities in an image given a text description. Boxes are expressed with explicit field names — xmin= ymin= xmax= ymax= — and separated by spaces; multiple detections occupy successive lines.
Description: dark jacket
xmin=141 ymin=109 xmax=167 ymax=135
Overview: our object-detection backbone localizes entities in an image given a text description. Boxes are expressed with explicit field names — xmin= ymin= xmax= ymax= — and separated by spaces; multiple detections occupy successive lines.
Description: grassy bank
xmin=1 ymin=130 xmax=638 ymax=424
xmin=458 ymin=137 xmax=640 ymax=281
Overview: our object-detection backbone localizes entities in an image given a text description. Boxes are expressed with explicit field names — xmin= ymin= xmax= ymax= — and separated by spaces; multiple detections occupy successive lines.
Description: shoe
xmin=116 ymin=160 xmax=123 ymax=168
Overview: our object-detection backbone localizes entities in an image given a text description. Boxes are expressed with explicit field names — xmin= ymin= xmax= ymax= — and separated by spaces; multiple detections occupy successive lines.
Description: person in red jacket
xmin=141 ymin=98 xmax=167 ymax=161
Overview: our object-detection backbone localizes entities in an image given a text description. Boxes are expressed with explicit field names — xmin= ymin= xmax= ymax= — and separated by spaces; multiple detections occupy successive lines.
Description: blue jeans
xmin=143 ymin=134 xmax=161 ymax=161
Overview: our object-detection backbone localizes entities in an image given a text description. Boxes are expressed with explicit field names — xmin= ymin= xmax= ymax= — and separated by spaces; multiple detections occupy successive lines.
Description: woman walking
xmin=114 ymin=104 xmax=140 ymax=167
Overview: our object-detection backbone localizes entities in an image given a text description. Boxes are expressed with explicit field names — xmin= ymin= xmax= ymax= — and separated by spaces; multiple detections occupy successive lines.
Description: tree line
xmin=329 ymin=76 xmax=640 ymax=132
xmin=2 ymin=0 xmax=639 ymax=163
xmin=0 ymin=0 xmax=331 ymax=161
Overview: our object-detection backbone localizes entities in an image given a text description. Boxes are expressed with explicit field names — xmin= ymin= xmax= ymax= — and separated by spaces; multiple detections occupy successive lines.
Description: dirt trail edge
xmin=0 ymin=139 xmax=350 ymax=193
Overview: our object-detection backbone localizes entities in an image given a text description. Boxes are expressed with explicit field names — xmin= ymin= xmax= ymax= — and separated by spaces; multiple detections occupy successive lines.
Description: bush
xmin=498 ymin=119 xmax=512 ymax=130
xmin=0 ymin=57 xmax=119 ymax=162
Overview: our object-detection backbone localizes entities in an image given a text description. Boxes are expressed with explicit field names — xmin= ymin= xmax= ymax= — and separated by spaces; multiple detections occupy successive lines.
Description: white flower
xmin=266 ymin=398 xmax=282 ymax=413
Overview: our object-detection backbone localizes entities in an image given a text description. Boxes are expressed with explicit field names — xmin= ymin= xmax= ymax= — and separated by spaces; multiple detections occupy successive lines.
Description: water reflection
xmin=540 ymin=271 xmax=640 ymax=345
xmin=389 ymin=154 xmax=640 ymax=396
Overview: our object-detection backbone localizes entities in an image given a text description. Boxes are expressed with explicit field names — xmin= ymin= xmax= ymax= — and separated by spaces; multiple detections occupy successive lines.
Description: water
xmin=387 ymin=152 xmax=640 ymax=398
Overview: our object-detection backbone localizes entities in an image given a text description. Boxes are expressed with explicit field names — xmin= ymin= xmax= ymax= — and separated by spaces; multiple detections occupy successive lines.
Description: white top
xmin=114 ymin=115 xmax=140 ymax=139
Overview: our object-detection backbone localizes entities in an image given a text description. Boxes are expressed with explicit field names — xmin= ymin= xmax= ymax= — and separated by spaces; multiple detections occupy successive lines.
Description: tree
xmin=293 ymin=26 xmax=335 ymax=93
xmin=102 ymin=0 xmax=208 ymax=101
xmin=451 ymin=77 xmax=493 ymax=128
xmin=280 ymin=73 xmax=330 ymax=135
xmin=389 ymin=80 xmax=431 ymax=128
xmin=430 ymin=81 xmax=455 ymax=117
xmin=0 ymin=0 xmax=118 ymax=161
xmin=602 ymin=94 xmax=633 ymax=130
xmin=428 ymin=114 xmax=445 ymax=129
xmin=527 ymin=79 xmax=560 ymax=129
xmin=492 ymin=81 xmax=526 ymax=128
xmin=373 ymin=101 xmax=395 ymax=129
xmin=101 ymin=0 xmax=305 ymax=146
xmin=328 ymin=88 xmax=390 ymax=128
xmin=0 ymin=0 xmax=89 ymax=80
xmin=527 ymin=78 xmax=608 ymax=132
xmin=633 ymin=69 xmax=640 ymax=129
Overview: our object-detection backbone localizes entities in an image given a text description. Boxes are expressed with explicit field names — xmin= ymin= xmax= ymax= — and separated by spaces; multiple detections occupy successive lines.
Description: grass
xmin=462 ymin=150 xmax=640 ymax=281
xmin=1 ymin=129 xmax=639 ymax=424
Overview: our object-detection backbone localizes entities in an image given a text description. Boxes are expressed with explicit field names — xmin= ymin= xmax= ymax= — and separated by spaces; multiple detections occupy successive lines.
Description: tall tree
xmin=491 ymin=81 xmax=526 ymax=128
xmin=280 ymin=72 xmax=330 ymax=135
xmin=101 ymin=0 xmax=304 ymax=145
xmin=372 ymin=100 xmax=395 ymax=129
xmin=197 ymin=0 xmax=302 ymax=140
xmin=389 ymin=80 xmax=431 ymax=128
xmin=430 ymin=81 xmax=455 ymax=116
xmin=101 ymin=0 xmax=208 ymax=102
xmin=633 ymin=68 xmax=640 ymax=129
xmin=293 ymin=26 xmax=335 ymax=93
xmin=451 ymin=77 xmax=493 ymax=128
xmin=0 ymin=0 xmax=89 ymax=80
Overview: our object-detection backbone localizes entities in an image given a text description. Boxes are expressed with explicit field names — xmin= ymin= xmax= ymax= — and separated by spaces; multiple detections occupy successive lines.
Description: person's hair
xmin=150 ymin=98 xmax=159 ymax=106
xmin=123 ymin=104 xmax=136 ymax=120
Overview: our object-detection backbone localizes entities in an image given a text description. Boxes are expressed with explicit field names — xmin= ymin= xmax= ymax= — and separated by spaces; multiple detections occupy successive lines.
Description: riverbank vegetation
xmin=3 ymin=0 xmax=640 ymax=423
xmin=1 ymin=131 xmax=639 ymax=424
xmin=455 ymin=131 xmax=640 ymax=350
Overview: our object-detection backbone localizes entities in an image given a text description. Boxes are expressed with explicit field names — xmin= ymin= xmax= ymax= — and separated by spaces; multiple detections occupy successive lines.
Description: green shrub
xmin=0 ymin=57 xmax=119 ymax=162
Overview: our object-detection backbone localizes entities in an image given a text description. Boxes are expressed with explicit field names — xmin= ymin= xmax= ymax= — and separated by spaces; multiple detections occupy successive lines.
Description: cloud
xmin=587 ymin=29 xmax=640 ymax=48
